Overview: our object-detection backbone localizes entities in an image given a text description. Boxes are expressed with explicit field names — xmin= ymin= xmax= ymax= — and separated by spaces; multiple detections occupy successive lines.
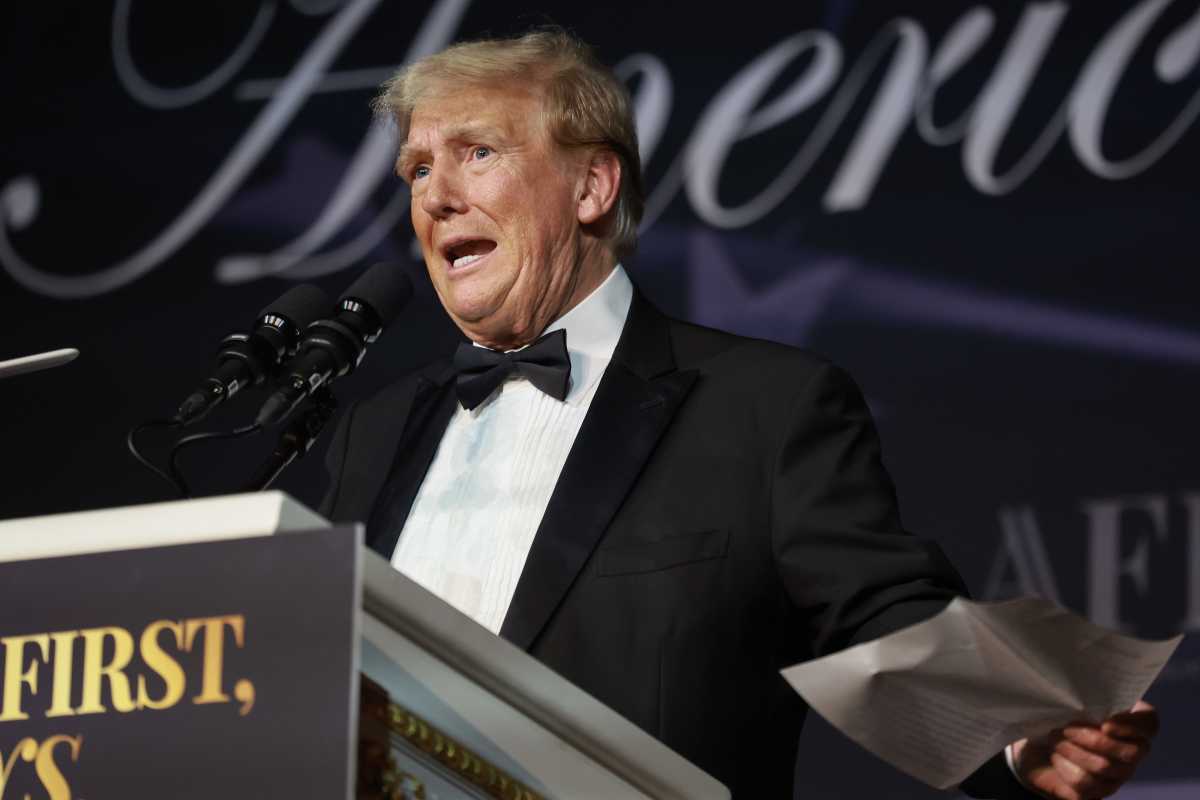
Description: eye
xmin=472 ymin=146 xmax=492 ymax=161
xmin=412 ymin=165 xmax=430 ymax=180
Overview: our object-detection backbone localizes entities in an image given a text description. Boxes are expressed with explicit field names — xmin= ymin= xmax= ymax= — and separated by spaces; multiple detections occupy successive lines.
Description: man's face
xmin=401 ymin=84 xmax=598 ymax=349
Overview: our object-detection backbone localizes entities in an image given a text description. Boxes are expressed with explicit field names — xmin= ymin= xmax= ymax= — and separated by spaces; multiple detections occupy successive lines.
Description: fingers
xmin=1061 ymin=725 xmax=1147 ymax=764
xmin=1050 ymin=750 xmax=1123 ymax=799
xmin=1053 ymin=737 xmax=1137 ymax=783
xmin=1102 ymin=701 xmax=1160 ymax=741
xmin=1045 ymin=707 xmax=1155 ymax=799
xmin=1016 ymin=706 xmax=1159 ymax=800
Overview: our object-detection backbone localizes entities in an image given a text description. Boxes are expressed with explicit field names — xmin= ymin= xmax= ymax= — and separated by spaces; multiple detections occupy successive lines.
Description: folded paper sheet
xmin=780 ymin=597 xmax=1182 ymax=789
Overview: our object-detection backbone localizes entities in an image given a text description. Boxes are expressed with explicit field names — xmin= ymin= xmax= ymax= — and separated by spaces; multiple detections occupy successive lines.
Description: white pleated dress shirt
xmin=391 ymin=265 xmax=633 ymax=633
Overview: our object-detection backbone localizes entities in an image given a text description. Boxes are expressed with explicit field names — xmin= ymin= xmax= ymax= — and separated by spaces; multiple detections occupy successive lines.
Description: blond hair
xmin=374 ymin=28 xmax=643 ymax=259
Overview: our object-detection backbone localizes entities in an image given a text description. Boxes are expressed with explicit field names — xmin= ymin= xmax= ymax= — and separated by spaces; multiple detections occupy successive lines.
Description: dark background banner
xmin=2 ymin=2 xmax=1196 ymax=797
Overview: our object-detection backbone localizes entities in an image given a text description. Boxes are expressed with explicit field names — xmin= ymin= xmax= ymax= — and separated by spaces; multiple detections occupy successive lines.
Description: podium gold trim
xmin=359 ymin=675 xmax=545 ymax=800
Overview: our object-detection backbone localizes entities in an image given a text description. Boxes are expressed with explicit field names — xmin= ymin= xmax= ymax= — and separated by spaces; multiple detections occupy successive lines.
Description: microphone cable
xmin=167 ymin=422 xmax=262 ymax=498
xmin=126 ymin=419 xmax=187 ymax=497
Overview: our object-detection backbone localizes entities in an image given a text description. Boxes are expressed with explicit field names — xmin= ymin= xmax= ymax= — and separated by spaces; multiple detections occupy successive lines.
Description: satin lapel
xmin=362 ymin=364 xmax=458 ymax=559
xmin=328 ymin=378 xmax=424 ymax=522
xmin=500 ymin=294 xmax=698 ymax=651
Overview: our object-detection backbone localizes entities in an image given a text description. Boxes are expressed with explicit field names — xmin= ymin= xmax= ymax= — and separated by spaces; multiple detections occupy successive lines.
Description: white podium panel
xmin=0 ymin=490 xmax=325 ymax=561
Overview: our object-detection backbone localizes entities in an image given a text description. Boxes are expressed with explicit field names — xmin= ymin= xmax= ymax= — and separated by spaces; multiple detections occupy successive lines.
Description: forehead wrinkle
xmin=412 ymin=85 xmax=543 ymax=142
xmin=441 ymin=120 xmax=516 ymax=149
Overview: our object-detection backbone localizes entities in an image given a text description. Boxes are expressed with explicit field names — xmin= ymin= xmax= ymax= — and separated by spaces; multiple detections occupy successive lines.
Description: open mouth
xmin=443 ymin=239 xmax=497 ymax=271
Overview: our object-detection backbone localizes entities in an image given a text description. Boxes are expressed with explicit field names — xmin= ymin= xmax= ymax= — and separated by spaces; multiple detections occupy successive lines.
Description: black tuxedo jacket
xmin=320 ymin=291 xmax=1036 ymax=799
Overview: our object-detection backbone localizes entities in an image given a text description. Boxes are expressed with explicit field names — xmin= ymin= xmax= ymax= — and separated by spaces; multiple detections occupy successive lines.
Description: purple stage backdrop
xmin=1 ymin=2 xmax=1197 ymax=797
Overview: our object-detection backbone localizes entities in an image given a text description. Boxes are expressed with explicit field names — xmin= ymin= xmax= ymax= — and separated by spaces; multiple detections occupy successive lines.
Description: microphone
xmin=255 ymin=263 xmax=413 ymax=427
xmin=175 ymin=284 xmax=332 ymax=425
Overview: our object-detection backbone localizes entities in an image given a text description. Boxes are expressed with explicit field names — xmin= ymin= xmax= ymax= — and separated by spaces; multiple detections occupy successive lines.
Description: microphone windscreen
xmin=259 ymin=283 xmax=332 ymax=326
xmin=342 ymin=263 xmax=413 ymax=327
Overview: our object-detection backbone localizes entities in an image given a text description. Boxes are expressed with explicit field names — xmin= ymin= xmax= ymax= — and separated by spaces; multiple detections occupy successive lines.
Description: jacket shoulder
xmin=666 ymin=317 xmax=841 ymax=392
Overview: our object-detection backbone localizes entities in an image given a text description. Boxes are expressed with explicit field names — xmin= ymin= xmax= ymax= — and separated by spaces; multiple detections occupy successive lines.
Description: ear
xmin=576 ymin=149 xmax=621 ymax=226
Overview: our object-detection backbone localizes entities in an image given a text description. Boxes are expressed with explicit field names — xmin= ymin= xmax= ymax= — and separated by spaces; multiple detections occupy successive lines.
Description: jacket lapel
xmin=500 ymin=293 xmax=697 ymax=650
xmin=358 ymin=361 xmax=459 ymax=559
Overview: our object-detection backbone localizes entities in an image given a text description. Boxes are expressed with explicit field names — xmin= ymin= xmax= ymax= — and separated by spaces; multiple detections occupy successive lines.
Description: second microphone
xmin=255 ymin=262 xmax=414 ymax=427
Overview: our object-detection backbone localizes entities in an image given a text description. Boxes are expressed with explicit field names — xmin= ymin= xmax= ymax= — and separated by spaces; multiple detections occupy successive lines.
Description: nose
xmin=419 ymin=165 xmax=468 ymax=219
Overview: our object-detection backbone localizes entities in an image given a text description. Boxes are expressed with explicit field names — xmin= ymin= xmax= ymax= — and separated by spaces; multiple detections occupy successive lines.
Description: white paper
xmin=781 ymin=597 xmax=1182 ymax=789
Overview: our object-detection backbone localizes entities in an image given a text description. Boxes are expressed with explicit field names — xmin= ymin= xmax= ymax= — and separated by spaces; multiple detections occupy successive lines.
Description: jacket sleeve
xmin=770 ymin=360 xmax=965 ymax=655
xmin=770 ymin=361 xmax=1041 ymax=799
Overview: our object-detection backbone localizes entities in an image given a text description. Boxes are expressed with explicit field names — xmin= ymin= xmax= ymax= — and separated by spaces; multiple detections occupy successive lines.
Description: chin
xmin=445 ymin=291 xmax=496 ymax=318
xmin=443 ymin=299 xmax=502 ymax=334
xmin=443 ymin=277 xmax=518 ymax=320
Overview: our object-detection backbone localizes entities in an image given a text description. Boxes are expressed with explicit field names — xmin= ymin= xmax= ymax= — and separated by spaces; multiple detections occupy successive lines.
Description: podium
xmin=0 ymin=493 xmax=728 ymax=799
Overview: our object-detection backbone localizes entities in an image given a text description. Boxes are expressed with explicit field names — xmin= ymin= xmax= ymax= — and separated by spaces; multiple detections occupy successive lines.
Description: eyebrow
xmin=396 ymin=122 xmax=511 ymax=176
xmin=395 ymin=145 xmax=423 ymax=179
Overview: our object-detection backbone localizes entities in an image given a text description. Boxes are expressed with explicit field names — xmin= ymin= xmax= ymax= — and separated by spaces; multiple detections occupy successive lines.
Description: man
xmin=320 ymin=29 xmax=1158 ymax=799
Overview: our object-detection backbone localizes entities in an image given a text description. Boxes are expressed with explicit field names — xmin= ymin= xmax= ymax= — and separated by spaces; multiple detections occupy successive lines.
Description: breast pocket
xmin=594 ymin=529 xmax=729 ymax=576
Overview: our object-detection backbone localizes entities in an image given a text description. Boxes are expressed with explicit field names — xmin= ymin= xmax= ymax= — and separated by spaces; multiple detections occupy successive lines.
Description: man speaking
xmin=319 ymin=28 xmax=1158 ymax=798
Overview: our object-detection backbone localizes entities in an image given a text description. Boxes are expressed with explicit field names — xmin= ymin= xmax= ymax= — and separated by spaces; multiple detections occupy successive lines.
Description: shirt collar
xmin=469 ymin=264 xmax=632 ymax=405
xmin=545 ymin=263 xmax=633 ymax=404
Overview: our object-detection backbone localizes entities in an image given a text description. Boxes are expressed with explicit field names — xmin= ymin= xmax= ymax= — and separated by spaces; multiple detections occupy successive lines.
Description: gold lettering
xmin=45 ymin=632 xmax=78 ymax=719
xmin=136 ymin=620 xmax=185 ymax=710
xmin=0 ymin=737 xmax=38 ymax=798
xmin=233 ymin=678 xmax=255 ymax=716
xmin=184 ymin=616 xmax=244 ymax=705
xmin=0 ymin=635 xmax=49 ymax=722
xmin=78 ymin=627 xmax=135 ymax=714
xmin=34 ymin=734 xmax=82 ymax=800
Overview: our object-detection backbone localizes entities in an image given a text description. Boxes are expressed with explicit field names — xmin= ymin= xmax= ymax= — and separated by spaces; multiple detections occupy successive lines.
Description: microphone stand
xmin=0 ymin=348 xmax=79 ymax=380
xmin=243 ymin=387 xmax=338 ymax=492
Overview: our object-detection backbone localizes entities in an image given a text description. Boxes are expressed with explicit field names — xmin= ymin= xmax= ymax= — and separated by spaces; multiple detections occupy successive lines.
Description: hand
xmin=1011 ymin=701 xmax=1159 ymax=800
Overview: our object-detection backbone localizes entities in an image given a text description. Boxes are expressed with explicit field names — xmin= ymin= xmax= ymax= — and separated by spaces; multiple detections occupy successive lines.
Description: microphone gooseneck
xmin=175 ymin=283 xmax=332 ymax=425
xmin=255 ymin=263 xmax=413 ymax=427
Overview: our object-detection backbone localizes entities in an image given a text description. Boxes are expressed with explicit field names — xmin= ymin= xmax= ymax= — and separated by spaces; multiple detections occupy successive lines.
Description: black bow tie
xmin=453 ymin=328 xmax=571 ymax=410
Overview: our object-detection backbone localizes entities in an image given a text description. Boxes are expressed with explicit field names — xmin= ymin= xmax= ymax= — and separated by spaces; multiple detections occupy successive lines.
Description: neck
xmin=553 ymin=253 xmax=616 ymax=330
xmin=465 ymin=246 xmax=616 ymax=350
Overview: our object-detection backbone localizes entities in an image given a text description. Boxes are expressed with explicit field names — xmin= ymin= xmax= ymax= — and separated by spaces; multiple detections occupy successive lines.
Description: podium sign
xmin=0 ymin=526 xmax=361 ymax=799
xmin=0 ymin=493 xmax=728 ymax=800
